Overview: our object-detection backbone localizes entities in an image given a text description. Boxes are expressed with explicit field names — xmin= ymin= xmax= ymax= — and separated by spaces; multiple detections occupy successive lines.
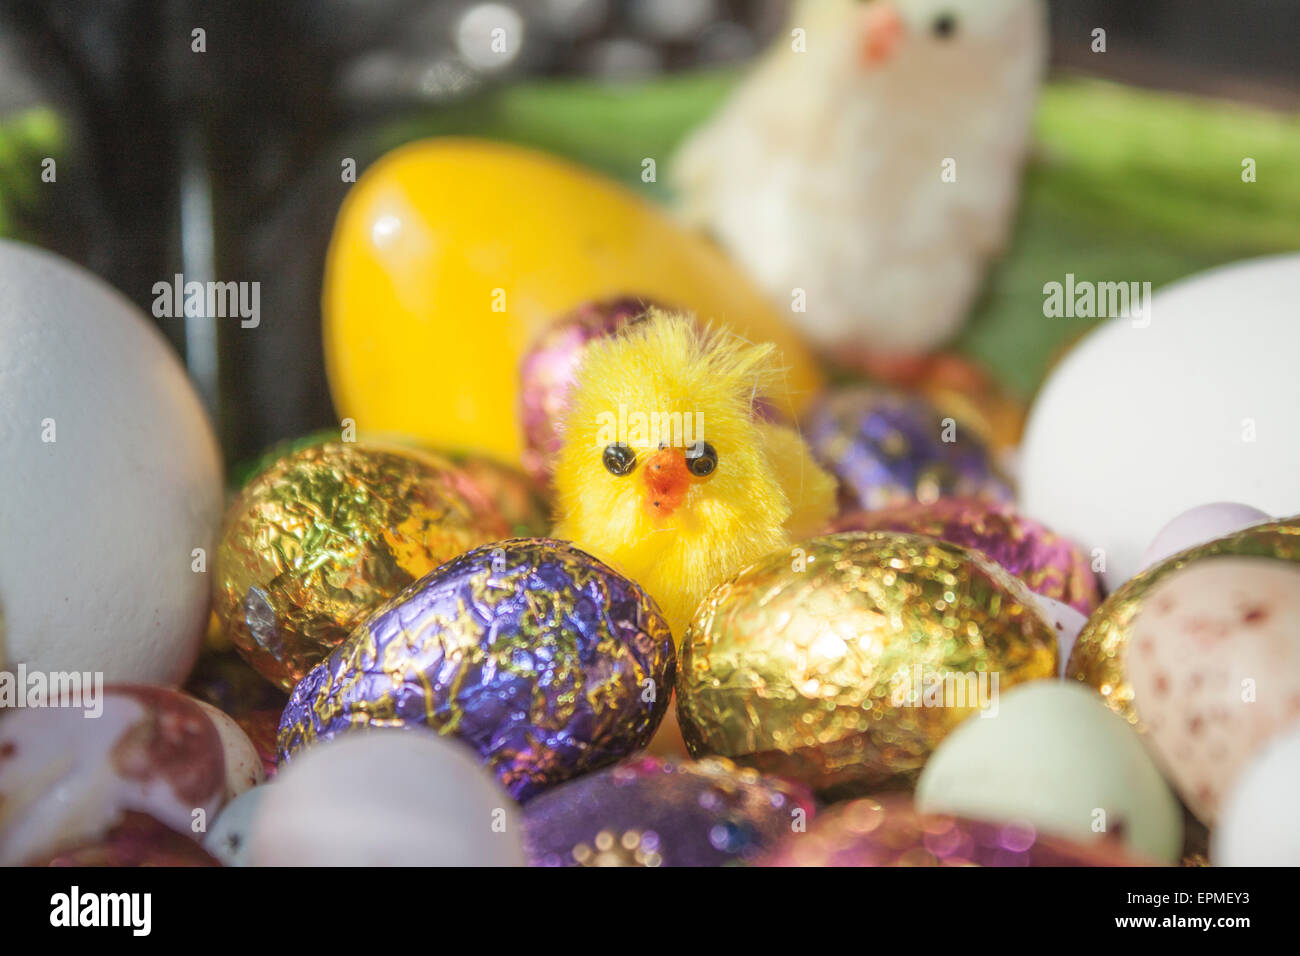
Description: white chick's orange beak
xmin=642 ymin=447 xmax=691 ymax=521
xmin=861 ymin=2 xmax=906 ymax=68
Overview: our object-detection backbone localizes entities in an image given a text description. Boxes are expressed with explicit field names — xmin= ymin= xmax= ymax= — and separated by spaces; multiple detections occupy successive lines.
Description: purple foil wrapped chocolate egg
xmin=522 ymin=755 xmax=815 ymax=867
xmin=832 ymin=498 xmax=1100 ymax=615
xmin=518 ymin=298 xmax=663 ymax=485
xmin=805 ymin=385 xmax=1012 ymax=513
xmin=278 ymin=538 xmax=676 ymax=800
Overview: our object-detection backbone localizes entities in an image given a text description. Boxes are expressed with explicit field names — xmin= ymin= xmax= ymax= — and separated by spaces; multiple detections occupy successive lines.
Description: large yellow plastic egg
xmin=323 ymin=138 xmax=823 ymax=466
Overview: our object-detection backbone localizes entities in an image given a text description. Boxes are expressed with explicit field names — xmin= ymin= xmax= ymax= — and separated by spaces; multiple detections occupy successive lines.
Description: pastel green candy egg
xmin=915 ymin=680 xmax=1183 ymax=863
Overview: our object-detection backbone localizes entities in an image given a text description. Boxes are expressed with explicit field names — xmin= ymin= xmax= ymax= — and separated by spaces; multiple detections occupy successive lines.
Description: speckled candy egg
xmin=214 ymin=441 xmax=510 ymax=690
xmin=522 ymin=755 xmax=814 ymax=867
xmin=1127 ymin=557 xmax=1300 ymax=825
xmin=916 ymin=682 xmax=1183 ymax=863
xmin=1213 ymin=723 xmax=1300 ymax=866
xmin=676 ymin=532 xmax=1057 ymax=797
xmin=519 ymin=297 xmax=663 ymax=485
xmin=0 ymin=686 xmax=227 ymax=865
xmin=804 ymin=385 xmax=1012 ymax=514
xmin=1068 ymin=518 xmax=1300 ymax=721
xmin=832 ymin=498 xmax=1100 ymax=615
xmin=252 ymin=731 xmax=525 ymax=866
xmin=761 ymin=797 xmax=1144 ymax=867
xmin=278 ymin=539 xmax=676 ymax=800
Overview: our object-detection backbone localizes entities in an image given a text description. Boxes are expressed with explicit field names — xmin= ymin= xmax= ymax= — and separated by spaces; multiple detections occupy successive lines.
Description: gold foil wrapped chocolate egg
xmin=214 ymin=442 xmax=509 ymax=689
xmin=676 ymin=532 xmax=1058 ymax=797
xmin=1067 ymin=518 xmax=1300 ymax=724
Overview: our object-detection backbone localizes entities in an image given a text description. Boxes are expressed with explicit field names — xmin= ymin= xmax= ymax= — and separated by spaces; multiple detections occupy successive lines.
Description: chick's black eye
xmin=686 ymin=441 xmax=718 ymax=478
xmin=603 ymin=443 xmax=637 ymax=476
xmin=932 ymin=13 xmax=957 ymax=38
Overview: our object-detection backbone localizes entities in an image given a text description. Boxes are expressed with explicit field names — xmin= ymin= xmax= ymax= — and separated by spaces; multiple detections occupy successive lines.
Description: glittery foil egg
xmin=519 ymin=297 xmax=664 ymax=485
xmin=214 ymin=441 xmax=510 ymax=690
xmin=804 ymin=385 xmax=1012 ymax=513
xmin=1067 ymin=518 xmax=1300 ymax=722
xmin=278 ymin=538 xmax=676 ymax=800
xmin=1126 ymin=557 xmax=1300 ymax=825
xmin=760 ymin=797 xmax=1145 ymax=867
xmin=832 ymin=498 xmax=1100 ymax=615
xmin=522 ymin=755 xmax=814 ymax=867
xmin=676 ymin=532 xmax=1057 ymax=797
xmin=0 ymin=685 xmax=227 ymax=866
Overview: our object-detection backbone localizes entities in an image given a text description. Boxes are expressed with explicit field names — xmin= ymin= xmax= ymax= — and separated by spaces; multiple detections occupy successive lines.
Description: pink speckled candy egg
xmin=1128 ymin=557 xmax=1300 ymax=824
xmin=1141 ymin=502 xmax=1273 ymax=572
xmin=0 ymin=685 xmax=227 ymax=865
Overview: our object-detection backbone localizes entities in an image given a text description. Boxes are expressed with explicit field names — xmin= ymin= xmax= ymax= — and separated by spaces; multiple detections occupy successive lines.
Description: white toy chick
xmin=672 ymin=0 xmax=1047 ymax=357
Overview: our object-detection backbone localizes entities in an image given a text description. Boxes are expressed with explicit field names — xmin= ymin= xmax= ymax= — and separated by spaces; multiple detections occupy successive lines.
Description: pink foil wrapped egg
xmin=760 ymin=797 xmax=1147 ymax=867
xmin=831 ymin=498 xmax=1100 ymax=615
xmin=518 ymin=298 xmax=664 ymax=485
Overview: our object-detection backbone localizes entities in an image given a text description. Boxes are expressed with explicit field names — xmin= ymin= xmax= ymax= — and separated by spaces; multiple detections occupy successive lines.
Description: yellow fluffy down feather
xmin=552 ymin=311 xmax=835 ymax=640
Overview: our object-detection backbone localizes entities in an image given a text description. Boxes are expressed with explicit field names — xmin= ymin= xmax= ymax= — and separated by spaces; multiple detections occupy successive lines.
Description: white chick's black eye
xmin=603 ymin=443 xmax=637 ymax=477
xmin=686 ymin=442 xmax=718 ymax=478
xmin=932 ymin=13 xmax=958 ymax=39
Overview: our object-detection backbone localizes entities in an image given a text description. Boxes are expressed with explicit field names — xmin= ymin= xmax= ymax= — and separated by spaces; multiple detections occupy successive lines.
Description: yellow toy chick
xmin=552 ymin=311 xmax=836 ymax=639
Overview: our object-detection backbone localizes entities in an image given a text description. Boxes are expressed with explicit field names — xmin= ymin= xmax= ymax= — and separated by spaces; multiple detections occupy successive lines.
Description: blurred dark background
xmin=0 ymin=0 xmax=1297 ymax=468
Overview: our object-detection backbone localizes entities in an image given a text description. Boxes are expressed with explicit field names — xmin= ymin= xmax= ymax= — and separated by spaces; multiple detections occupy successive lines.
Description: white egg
xmin=915 ymin=681 xmax=1183 ymax=862
xmin=204 ymin=785 xmax=268 ymax=867
xmin=0 ymin=240 xmax=222 ymax=684
xmin=1020 ymin=253 xmax=1300 ymax=591
xmin=1213 ymin=722 xmax=1300 ymax=866
xmin=1140 ymin=502 xmax=1272 ymax=572
xmin=1029 ymin=593 xmax=1088 ymax=677
xmin=249 ymin=730 xmax=526 ymax=866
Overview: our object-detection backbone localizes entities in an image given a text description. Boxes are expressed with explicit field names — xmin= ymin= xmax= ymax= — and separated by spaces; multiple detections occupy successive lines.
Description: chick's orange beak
xmin=861 ymin=2 xmax=905 ymax=67
xmin=642 ymin=447 xmax=690 ymax=520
